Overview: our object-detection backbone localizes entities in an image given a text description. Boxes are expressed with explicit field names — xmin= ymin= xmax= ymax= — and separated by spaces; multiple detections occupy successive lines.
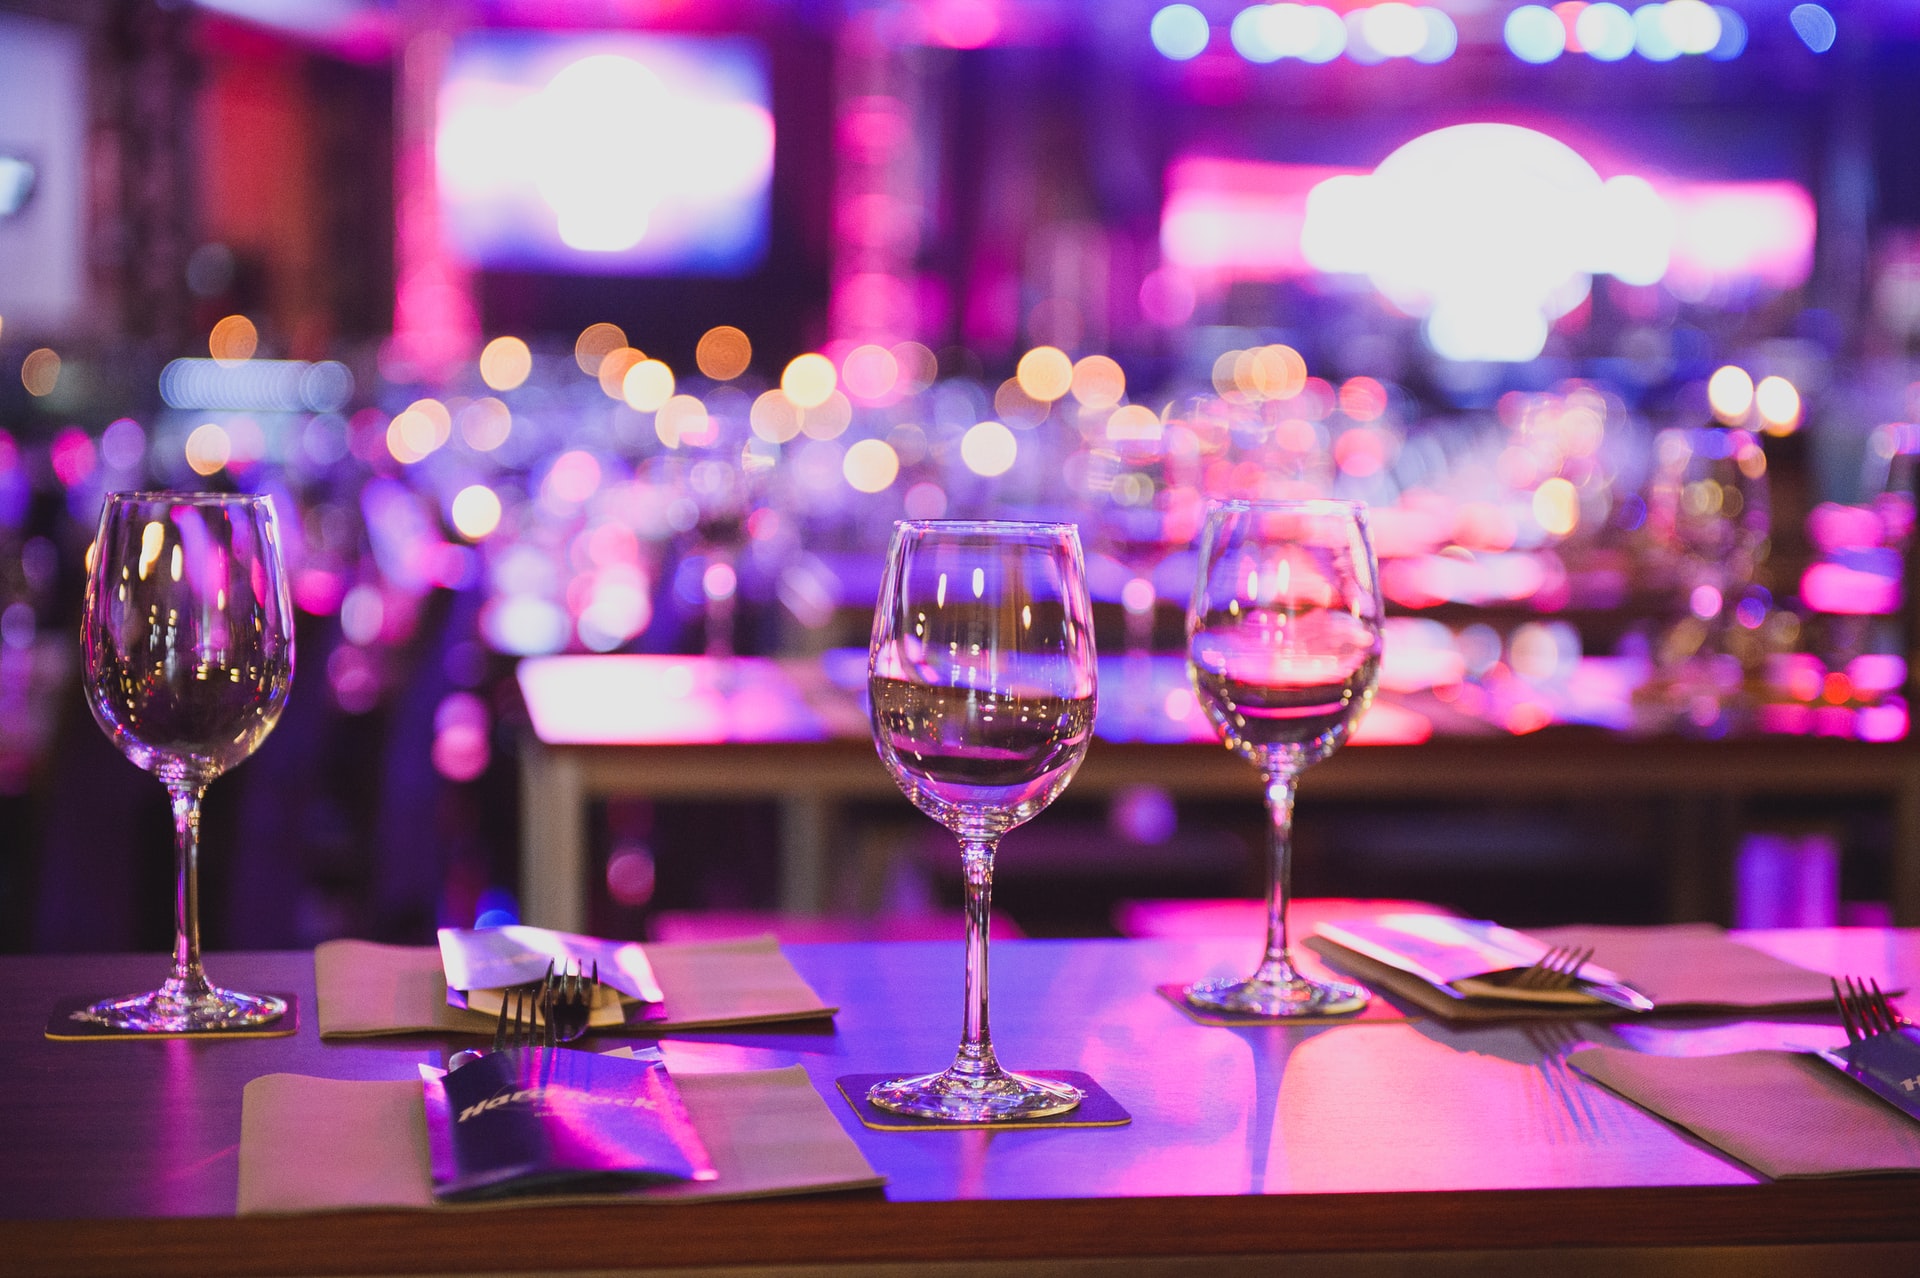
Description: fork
xmin=544 ymin=960 xmax=599 ymax=1045
xmin=1511 ymin=945 xmax=1595 ymax=992
xmin=448 ymin=973 xmax=555 ymax=1069
xmin=1832 ymin=975 xmax=1907 ymax=1044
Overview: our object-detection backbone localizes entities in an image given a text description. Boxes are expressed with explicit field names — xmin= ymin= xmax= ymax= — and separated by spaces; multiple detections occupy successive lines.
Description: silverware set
xmin=1831 ymin=975 xmax=1908 ymax=1045
xmin=450 ymin=961 xmax=601 ymax=1069
xmin=1512 ymin=945 xmax=1596 ymax=992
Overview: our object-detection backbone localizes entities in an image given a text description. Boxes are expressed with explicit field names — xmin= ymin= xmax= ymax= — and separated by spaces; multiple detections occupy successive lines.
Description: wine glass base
xmin=1184 ymin=974 xmax=1369 ymax=1018
xmin=80 ymin=986 xmax=287 ymax=1034
xmin=867 ymin=1068 xmax=1084 ymax=1123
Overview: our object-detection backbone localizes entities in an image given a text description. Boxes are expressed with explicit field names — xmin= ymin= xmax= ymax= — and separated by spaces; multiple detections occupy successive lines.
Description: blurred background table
xmin=517 ymin=653 xmax=1920 ymax=933
xmin=6 ymin=915 xmax=1920 ymax=1274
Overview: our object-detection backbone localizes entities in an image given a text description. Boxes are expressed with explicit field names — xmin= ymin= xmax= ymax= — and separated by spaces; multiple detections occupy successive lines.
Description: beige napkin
xmin=1569 ymin=1045 xmax=1920 ymax=1178
xmin=238 ymin=1063 xmax=884 ymax=1212
xmin=314 ymin=935 xmax=835 ymax=1039
xmin=1308 ymin=923 xmax=1841 ymax=1022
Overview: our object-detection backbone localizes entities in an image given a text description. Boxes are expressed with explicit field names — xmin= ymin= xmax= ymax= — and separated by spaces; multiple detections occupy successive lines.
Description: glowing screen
xmin=438 ymin=32 xmax=773 ymax=276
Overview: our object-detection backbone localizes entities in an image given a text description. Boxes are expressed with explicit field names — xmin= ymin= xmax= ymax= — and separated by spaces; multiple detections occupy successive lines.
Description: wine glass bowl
xmin=867 ymin=520 xmax=1096 ymax=1121
xmin=1183 ymin=500 xmax=1383 ymax=1018
xmin=79 ymin=492 xmax=295 ymax=1032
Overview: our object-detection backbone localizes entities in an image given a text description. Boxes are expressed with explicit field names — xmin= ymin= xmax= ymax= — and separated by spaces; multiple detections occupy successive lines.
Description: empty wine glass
xmin=78 ymin=492 xmax=295 ymax=1031
xmin=1183 ymin=499 xmax=1382 ymax=1017
xmin=867 ymin=520 xmax=1097 ymax=1120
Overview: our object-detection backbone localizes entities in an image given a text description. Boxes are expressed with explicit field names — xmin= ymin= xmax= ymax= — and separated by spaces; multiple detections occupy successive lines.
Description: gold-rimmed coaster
xmin=46 ymin=994 xmax=299 ymax=1041
xmin=1154 ymin=984 xmax=1409 ymax=1027
xmin=836 ymin=1072 xmax=1130 ymax=1131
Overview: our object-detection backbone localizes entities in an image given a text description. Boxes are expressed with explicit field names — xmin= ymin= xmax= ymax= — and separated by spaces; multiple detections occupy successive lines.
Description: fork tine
xmin=492 ymin=983 xmax=513 ymax=1051
xmin=1832 ymin=978 xmax=1859 ymax=1043
xmin=1868 ymin=978 xmax=1897 ymax=1034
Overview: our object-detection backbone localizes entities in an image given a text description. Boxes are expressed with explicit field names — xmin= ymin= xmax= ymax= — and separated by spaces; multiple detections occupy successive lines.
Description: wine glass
xmin=867 ymin=520 xmax=1097 ymax=1121
xmin=1183 ymin=499 xmax=1382 ymax=1017
xmin=78 ymin=492 xmax=295 ymax=1031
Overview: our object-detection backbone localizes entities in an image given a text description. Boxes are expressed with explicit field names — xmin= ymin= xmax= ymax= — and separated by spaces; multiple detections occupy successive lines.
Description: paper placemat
xmin=46 ymin=993 xmax=299 ymax=1041
xmin=314 ymin=936 xmax=834 ymax=1039
xmin=238 ymin=1064 xmax=884 ymax=1213
xmin=1153 ymin=984 xmax=1410 ymax=1027
xmin=1308 ymin=923 xmax=1843 ymax=1023
xmin=835 ymin=1072 xmax=1130 ymax=1131
xmin=1568 ymin=1045 xmax=1920 ymax=1179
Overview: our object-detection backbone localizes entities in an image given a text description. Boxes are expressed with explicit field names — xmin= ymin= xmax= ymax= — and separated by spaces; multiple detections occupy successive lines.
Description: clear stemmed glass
xmin=1183 ymin=499 xmax=1382 ymax=1017
xmin=867 ymin=520 xmax=1097 ymax=1121
xmin=78 ymin=492 xmax=295 ymax=1031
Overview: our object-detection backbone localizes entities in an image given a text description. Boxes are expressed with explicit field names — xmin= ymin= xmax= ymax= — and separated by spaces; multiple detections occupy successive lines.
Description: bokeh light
xmin=458 ymin=397 xmax=512 ymax=451
xmin=841 ymin=343 xmax=900 ymax=401
xmin=451 ymin=484 xmax=503 ymax=540
xmin=799 ymin=389 xmax=853 ymax=440
xmin=892 ymin=341 xmax=938 ymax=393
xmin=1150 ymin=4 xmax=1210 ymax=61
xmin=1015 ymin=346 xmax=1073 ymax=402
xmin=1790 ymin=4 xmax=1836 ymax=54
xmin=843 ymin=438 xmax=901 ymax=492
xmin=185 ymin=423 xmax=232 ymax=475
xmin=622 ymin=359 xmax=676 ymax=412
xmin=1576 ymin=3 xmax=1636 ymax=60
xmin=1070 ymin=355 xmax=1126 ymax=409
xmin=783 ymin=353 xmax=838 ymax=408
xmin=20 ymin=348 xmax=60 ymax=397
xmin=479 ymin=336 xmax=532 ymax=391
xmin=961 ymin=420 xmax=1018 ymax=476
xmin=387 ymin=398 xmax=451 ymax=465
xmin=750 ymin=389 xmax=803 ymax=443
xmin=1505 ymin=4 xmax=1566 ymax=63
xmin=598 ymin=347 xmax=646 ymax=399
xmin=574 ymin=322 xmax=627 ymax=376
xmin=695 ymin=325 xmax=753 ymax=380
xmin=209 ymin=314 xmax=259 ymax=366
xmin=1533 ymin=477 xmax=1580 ymax=536
xmin=655 ymin=394 xmax=712 ymax=448
xmin=1755 ymin=376 xmax=1802 ymax=434
xmin=1707 ymin=365 xmax=1755 ymax=423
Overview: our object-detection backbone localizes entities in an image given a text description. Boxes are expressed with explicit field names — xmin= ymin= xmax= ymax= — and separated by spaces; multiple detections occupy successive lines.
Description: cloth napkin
xmin=238 ymin=1062 xmax=885 ymax=1212
xmin=1568 ymin=1045 xmax=1920 ymax=1178
xmin=315 ymin=935 xmax=835 ymax=1039
xmin=1308 ymin=922 xmax=1842 ymax=1022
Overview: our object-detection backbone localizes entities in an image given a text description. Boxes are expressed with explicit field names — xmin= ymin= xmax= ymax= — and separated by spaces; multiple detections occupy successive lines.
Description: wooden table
xmin=515 ymin=655 xmax=1920 ymax=931
xmin=5 ymin=929 xmax=1920 ymax=1274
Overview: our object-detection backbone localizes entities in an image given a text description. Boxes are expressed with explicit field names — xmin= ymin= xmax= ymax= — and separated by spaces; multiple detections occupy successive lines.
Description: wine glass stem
xmin=166 ymin=781 xmax=213 ymax=1001
xmin=950 ymin=835 xmax=1003 ymax=1080
xmin=1253 ymin=768 xmax=1303 ymax=985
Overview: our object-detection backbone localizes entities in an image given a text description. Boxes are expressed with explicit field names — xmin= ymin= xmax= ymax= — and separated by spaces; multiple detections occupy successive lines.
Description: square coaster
xmin=836 ymin=1071 xmax=1130 ymax=1131
xmin=46 ymin=994 xmax=299 ymax=1041
xmin=1154 ymin=983 xmax=1410 ymax=1027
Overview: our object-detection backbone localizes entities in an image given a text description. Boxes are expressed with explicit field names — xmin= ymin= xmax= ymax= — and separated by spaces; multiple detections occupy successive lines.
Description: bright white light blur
xmin=1707 ymin=365 xmax=1755 ymax=422
xmin=783 ymin=353 xmax=837 ymax=409
xmin=1755 ymin=376 xmax=1802 ymax=433
xmin=1412 ymin=8 xmax=1457 ymax=63
xmin=1301 ymin=124 xmax=1674 ymax=362
xmin=842 ymin=438 xmax=901 ymax=492
xmin=960 ymin=420 xmax=1018 ymax=477
xmin=1362 ymin=3 xmax=1427 ymax=59
xmin=622 ymin=359 xmax=675 ymax=412
xmin=1150 ymin=4 xmax=1210 ymax=60
xmin=1576 ymin=3 xmax=1636 ymax=61
xmin=1230 ymin=5 xmax=1282 ymax=63
xmin=1662 ymin=0 xmax=1721 ymax=54
xmin=1533 ymin=477 xmax=1579 ymax=536
xmin=702 ymin=560 xmax=736 ymax=602
xmin=1343 ymin=10 xmax=1385 ymax=65
xmin=451 ymin=485 xmax=504 ymax=540
xmin=1790 ymin=4 xmax=1836 ymax=55
xmin=1299 ymin=4 xmax=1346 ymax=62
xmin=1505 ymin=5 xmax=1566 ymax=64
xmin=1635 ymin=4 xmax=1681 ymax=61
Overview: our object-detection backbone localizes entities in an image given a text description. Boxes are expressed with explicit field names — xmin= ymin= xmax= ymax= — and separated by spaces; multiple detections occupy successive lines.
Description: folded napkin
xmin=238 ymin=1062 xmax=885 ymax=1212
xmin=1309 ymin=922 xmax=1842 ymax=1022
xmin=1568 ymin=1045 xmax=1920 ymax=1178
xmin=315 ymin=935 xmax=835 ymax=1039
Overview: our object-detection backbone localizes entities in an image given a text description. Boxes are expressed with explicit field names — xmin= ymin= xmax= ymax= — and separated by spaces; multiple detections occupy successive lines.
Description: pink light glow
xmin=1800 ymin=562 xmax=1901 ymax=615
xmin=519 ymin=655 xmax=826 ymax=745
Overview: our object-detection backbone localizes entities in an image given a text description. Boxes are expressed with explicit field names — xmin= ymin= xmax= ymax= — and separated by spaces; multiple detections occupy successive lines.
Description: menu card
xmin=423 ymin=1047 xmax=715 ymax=1201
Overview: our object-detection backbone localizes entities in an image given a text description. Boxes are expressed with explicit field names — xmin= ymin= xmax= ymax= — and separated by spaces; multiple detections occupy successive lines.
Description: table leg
xmin=780 ymin=795 xmax=830 ymax=916
xmin=520 ymin=739 xmax=588 ymax=932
